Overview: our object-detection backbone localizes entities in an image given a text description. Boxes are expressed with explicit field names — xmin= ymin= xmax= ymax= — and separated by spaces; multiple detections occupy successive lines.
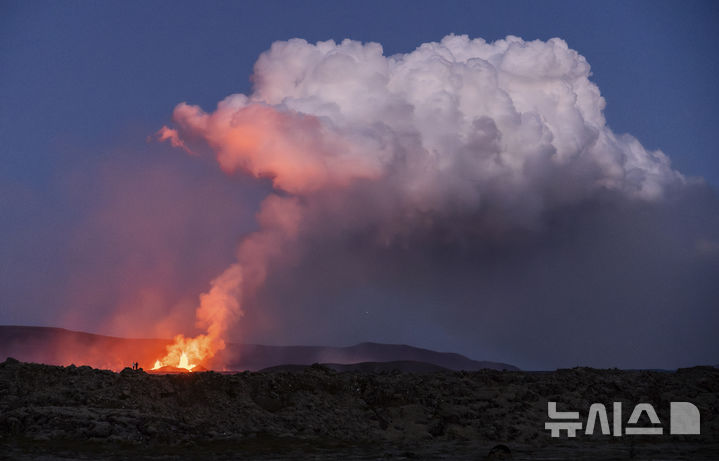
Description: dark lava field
xmin=0 ymin=358 xmax=717 ymax=460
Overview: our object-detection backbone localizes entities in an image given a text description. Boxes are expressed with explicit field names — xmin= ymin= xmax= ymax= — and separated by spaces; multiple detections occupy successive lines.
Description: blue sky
xmin=1 ymin=1 xmax=718 ymax=369
xmin=2 ymin=1 xmax=717 ymax=187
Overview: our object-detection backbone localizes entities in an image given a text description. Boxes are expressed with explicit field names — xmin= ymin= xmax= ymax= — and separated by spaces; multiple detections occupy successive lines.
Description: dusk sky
xmin=1 ymin=1 xmax=718 ymax=370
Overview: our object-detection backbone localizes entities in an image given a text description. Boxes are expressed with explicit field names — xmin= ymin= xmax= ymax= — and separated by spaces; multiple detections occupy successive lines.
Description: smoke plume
xmin=156 ymin=35 xmax=717 ymax=369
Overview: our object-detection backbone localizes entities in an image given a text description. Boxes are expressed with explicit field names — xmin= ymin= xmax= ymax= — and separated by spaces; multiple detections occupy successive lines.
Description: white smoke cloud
xmin=173 ymin=34 xmax=682 ymax=201
xmin=157 ymin=35 xmax=690 ymax=367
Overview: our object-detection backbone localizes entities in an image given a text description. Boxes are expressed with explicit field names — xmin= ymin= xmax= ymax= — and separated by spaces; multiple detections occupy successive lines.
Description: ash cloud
xmin=159 ymin=35 xmax=719 ymax=369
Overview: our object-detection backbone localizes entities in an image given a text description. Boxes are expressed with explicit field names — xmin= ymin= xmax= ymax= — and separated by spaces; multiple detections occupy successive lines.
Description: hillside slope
xmin=0 ymin=326 xmax=517 ymax=371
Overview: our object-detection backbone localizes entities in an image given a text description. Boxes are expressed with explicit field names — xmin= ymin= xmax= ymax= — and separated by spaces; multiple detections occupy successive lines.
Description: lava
xmin=150 ymin=333 xmax=217 ymax=372
xmin=150 ymin=351 xmax=196 ymax=372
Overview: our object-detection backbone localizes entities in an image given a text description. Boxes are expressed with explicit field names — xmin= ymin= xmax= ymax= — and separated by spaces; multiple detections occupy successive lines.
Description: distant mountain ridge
xmin=260 ymin=361 xmax=453 ymax=373
xmin=216 ymin=342 xmax=518 ymax=371
xmin=0 ymin=325 xmax=518 ymax=372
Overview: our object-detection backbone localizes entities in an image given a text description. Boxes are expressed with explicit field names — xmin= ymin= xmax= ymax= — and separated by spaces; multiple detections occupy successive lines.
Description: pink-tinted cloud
xmin=155 ymin=125 xmax=193 ymax=154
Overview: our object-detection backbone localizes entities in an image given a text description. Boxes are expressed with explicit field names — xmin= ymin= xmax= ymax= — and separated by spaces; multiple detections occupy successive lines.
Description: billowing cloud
xmin=155 ymin=35 xmax=718 ymax=370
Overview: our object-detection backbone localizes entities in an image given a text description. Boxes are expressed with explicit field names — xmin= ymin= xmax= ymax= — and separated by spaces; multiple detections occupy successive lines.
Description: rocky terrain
xmin=1 ymin=359 xmax=717 ymax=459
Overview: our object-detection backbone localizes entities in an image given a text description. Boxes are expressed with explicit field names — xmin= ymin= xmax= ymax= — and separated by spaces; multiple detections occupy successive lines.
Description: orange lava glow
xmin=150 ymin=333 xmax=219 ymax=372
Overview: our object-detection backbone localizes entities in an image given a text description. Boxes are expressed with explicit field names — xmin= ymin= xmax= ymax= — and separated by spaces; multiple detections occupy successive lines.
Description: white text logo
xmin=545 ymin=401 xmax=700 ymax=437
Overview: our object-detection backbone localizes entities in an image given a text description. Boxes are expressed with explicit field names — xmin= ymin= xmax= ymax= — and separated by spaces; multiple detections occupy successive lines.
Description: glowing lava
xmin=150 ymin=351 xmax=196 ymax=372
xmin=178 ymin=352 xmax=195 ymax=371
xmin=151 ymin=334 xmax=218 ymax=372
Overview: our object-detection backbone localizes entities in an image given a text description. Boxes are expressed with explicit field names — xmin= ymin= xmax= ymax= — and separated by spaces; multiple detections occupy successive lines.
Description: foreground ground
xmin=0 ymin=359 xmax=717 ymax=460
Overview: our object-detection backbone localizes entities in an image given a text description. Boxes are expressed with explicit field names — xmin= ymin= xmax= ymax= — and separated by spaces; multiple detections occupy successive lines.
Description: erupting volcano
xmin=150 ymin=331 xmax=220 ymax=372
xmin=152 ymin=347 xmax=199 ymax=372
xmin=148 ymin=262 xmax=244 ymax=371
xmin=148 ymin=34 xmax=691 ymax=373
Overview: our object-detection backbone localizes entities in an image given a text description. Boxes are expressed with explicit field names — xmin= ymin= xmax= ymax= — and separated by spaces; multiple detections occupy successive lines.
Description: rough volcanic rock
xmin=0 ymin=358 xmax=717 ymax=459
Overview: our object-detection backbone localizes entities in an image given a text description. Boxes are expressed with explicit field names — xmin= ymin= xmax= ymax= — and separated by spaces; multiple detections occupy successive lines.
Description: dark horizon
xmin=1 ymin=324 xmax=717 ymax=372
